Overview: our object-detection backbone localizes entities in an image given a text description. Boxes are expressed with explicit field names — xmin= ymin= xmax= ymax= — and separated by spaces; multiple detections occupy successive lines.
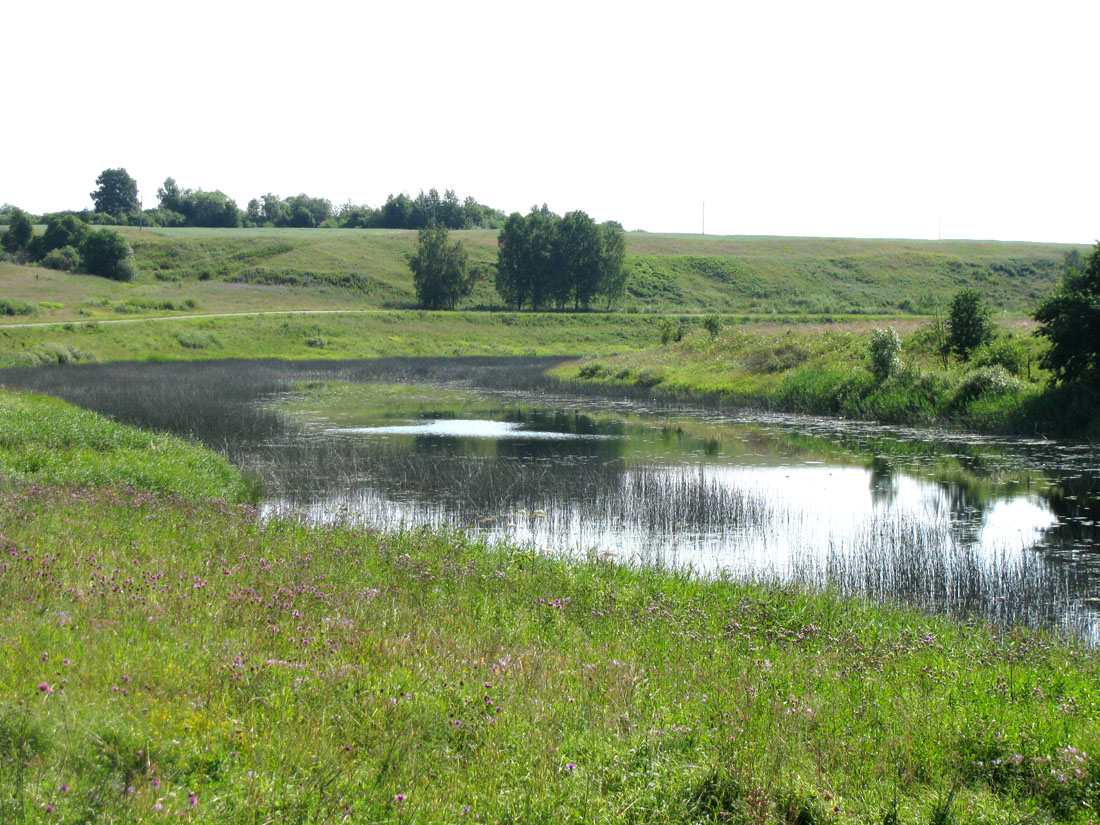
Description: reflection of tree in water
xmin=868 ymin=457 xmax=898 ymax=506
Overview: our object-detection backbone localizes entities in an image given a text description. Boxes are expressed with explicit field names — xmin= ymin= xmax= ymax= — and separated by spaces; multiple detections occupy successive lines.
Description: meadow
xmin=2 ymin=389 xmax=1099 ymax=824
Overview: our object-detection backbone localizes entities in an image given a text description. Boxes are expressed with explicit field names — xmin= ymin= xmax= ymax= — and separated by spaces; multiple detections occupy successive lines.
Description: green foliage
xmin=1 ymin=208 xmax=33 ymax=253
xmin=80 ymin=229 xmax=136 ymax=281
xmin=39 ymin=245 xmax=81 ymax=272
xmin=947 ymin=288 xmax=995 ymax=359
xmin=156 ymin=177 xmax=240 ymax=227
xmin=408 ymin=221 xmax=472 ymax=310
xmin=703 ymin=314 xmax=723 ymax=339
xmin=90 ymin=168 xmax=139 ymax=216
xmin=0 ymin=298 xmax=33 ymax=316
xmin=868 ymin=327 xmax=902 ymax=382
xmin=36 ymin=214 xmax=89 ymax=258
xmin=495 ymin=207 xmax=626 ymax=311
xmin=1034 ymin=241 xmax=1100 ymax=384
xmin=969 ymin=336 xmax=1028 ymax=377
xmin=658 ymin=317 xmax=681 ymax=345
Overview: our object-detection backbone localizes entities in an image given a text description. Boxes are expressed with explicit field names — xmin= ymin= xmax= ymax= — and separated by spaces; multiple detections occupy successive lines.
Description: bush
xmin=970 ymin=336 xmax=1027 ymax=376
xmin=0 ymin=298 xmax=34 ymax=316
xmin=868 ymin=327 xmax=902 ymax=381
xmin=38 ymin=245 xmax=82 ymax=273
xmin=702 ymin=315 xmax=723 ymax=339
xmin=80 ymin=230 xmax=136 ymax=281
xmin=953 ymin=366 xmax=1023 ymax=408
xmin=947 ymin=288 xmax=994 ymax=360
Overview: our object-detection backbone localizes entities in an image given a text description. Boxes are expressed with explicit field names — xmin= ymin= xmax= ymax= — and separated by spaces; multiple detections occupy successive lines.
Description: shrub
xmin=970 ymin=337 xmax=1026 ymax=376
xmin=0 ymin=298 xmax=34 ymax=316
xmin=80 ymin=230 xmax=136 ymax=281
xmin=702 ymin=314 xmax=723 ymax=339
xmin=868 ymin=327 xmax=902 ymax=381
xmin=947 ymin=288 xmax=994 ymax=359
xmin=953 ymin=366 xmax=1023 ymax=408
xmin=38 ymin=245 xmax=82 ymax=272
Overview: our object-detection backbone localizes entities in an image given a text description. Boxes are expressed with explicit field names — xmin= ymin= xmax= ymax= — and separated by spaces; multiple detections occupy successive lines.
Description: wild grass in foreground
xmin=2 ymin=486 xmax=1099 ymax=824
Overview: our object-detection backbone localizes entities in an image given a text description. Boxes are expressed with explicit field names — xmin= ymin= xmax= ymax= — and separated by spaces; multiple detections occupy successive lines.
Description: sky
xmin=5 ymin=0 xmax=1098 ymax=243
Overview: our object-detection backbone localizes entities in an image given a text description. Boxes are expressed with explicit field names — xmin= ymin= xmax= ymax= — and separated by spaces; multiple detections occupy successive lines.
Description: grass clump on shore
xmin=2 ymin=486 xmax=1099 ymax=823
xmin=0 ymin=389 xmax=254 ymax=501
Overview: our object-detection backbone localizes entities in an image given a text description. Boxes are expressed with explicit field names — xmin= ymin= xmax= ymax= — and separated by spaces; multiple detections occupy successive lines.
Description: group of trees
xmin=1 ymin=209 xmax=134 ymax=281
xmin=407 ymin=207 xmax=627 ymax=312
xmin=3 ymin=169 xmax=509 ymax=231
xmin=494 ymin=207 xmax=626 ymax=310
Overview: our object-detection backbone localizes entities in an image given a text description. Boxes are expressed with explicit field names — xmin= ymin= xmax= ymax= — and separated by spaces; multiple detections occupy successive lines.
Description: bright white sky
xmin=5 ymin=0 xmax=1097 ymax=243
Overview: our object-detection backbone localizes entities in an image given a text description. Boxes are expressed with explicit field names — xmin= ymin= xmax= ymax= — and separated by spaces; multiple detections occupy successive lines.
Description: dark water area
xmin=2 ymin=357 xmax=1099 ymax=640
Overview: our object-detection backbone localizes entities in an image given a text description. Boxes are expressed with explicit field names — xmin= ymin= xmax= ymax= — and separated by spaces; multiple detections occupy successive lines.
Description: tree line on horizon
xmin=0 ymin=168 xmax=509 ymax=231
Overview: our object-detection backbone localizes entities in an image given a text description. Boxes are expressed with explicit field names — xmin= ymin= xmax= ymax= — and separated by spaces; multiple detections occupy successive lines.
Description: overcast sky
xmin=5 ymin=0 xmax=1097 ymax=243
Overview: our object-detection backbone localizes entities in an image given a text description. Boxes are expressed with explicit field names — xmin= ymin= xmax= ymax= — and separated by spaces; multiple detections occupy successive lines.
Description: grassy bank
xmin=1 ymin=229 xmax=1081 ymax=324
xmin=4 ymin=486 xmax=1100 ymax=824
xmin=0 ymin=311 xmax=661 ymax=366
xmin=0 ymin=389 xmax=252 ymax=501
xmin=553 ymin=320 xmax=1100 ymax=439
xmin=0 ymin=379 xmax=1097 ymax=823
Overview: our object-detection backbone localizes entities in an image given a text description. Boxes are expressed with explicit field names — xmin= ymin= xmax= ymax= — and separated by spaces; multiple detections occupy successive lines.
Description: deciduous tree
xmin=1034 ymin=242 xmax=1100 ymax=383
xmin=408 ymin=221 xmax=471 ymax=309
xmin=91 ymin=168 xmax=139 ymax=217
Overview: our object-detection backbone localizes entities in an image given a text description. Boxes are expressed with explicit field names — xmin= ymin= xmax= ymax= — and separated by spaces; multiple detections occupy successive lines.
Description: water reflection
xmin=256 ymin=391 xmax=1096 ymax=639
xmin=0 ymin=356 xmax=1096 ymax=639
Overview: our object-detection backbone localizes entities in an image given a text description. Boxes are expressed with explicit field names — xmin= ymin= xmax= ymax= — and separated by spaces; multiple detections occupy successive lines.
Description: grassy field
xmin=2 ymin=394 xmax=1099 ymax=823
xmin=0 ymin=229 xmax=1082 ymax=326
xmin=552 ymin=319 xmax=1100 ymax=439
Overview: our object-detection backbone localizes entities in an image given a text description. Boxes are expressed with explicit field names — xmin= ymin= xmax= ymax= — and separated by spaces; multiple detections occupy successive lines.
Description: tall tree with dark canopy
xmin=1034 ymin=242 xmax=1100 ymax=383
xmin=408 ymin=221 xmax=471 ymax=309
xmin=1 ymin=209 xmax=33 ymax=253
xmin=553 ymin=211 xmax=602 ymax=310
xmin=91 ymin=168 xmax=139 ymax=217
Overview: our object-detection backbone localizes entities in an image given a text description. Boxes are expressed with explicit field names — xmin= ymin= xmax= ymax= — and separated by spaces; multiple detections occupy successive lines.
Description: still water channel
xmin=3 ymin=358 xmax=1098 ymax=639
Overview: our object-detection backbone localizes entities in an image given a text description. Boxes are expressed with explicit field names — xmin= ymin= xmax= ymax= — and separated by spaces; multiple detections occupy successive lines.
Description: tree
xmin=597 ymin=221 xmax=627 ymax=309
xmin=80 ymin=229 xmax=135 ymax=281
xmin=553 ymin=211 xmax=602 ymax=310
xmin=37 ymin=215 xmax=88 ymax=257
xmin=495 ymin=206 xmax=557 ymax=311
xmin=947 ymin=288 xmax=994 ymax=359
xmin=91 ymin=168 xmax=139 ymax=217
xmin=408 ymin=221 xmax=471 ymax=309
xmin=1034 ymin=242 xmax=1100 ymax=383
xmin=1 ymin=209 xmax=33 ymax=253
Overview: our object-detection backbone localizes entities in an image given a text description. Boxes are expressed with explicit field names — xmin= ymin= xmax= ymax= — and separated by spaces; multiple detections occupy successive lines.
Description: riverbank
xmin=553 ymin=321 xmax=1100 ymax=440
xmin=1 ymin=392 xmax=1098 ymax=823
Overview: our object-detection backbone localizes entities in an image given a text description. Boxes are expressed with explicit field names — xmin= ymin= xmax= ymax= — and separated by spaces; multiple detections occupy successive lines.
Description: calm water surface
xmin=2 ymin=357 xmax=1096 ymax=639
xmin=251 ymin=377 xmax=1100 ymax=639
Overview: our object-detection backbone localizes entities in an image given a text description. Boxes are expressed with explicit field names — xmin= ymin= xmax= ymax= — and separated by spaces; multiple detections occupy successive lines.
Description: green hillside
xmin=0 ymin=227 xmax=1081 ymax=325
